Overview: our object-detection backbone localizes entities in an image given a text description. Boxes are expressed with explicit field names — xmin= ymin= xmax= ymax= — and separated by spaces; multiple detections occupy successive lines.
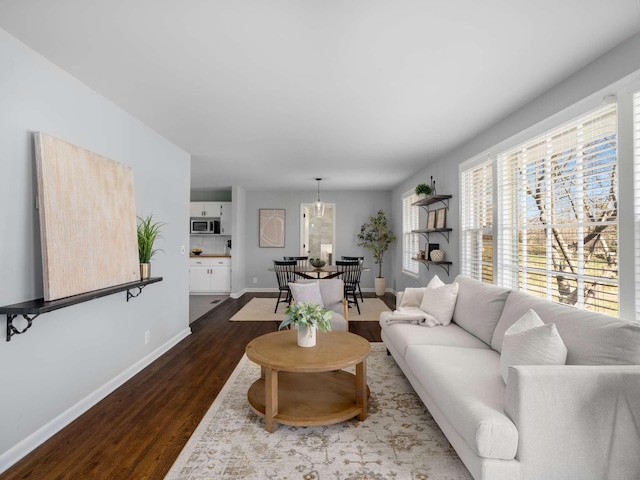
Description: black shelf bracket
xmin=413 ymin=228 xmax=452 ymax=244
xmin=413 ymin=258 xmax=452 ymax=276
xmin=6 ymin=313 xmax=40 ymax=341
xmin=1 ymin=277 xmax=162 ymax=341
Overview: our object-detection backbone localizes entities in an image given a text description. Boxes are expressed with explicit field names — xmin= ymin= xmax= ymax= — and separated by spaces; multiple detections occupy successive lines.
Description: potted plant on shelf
xmin=415 ymin=183 xmax=432 ymax=198
xmin=357 ymin=209 xmax=396 ymax=296
xmin=279 ymin=302 xmax=334 ymax=347
xmin=137 ymin=214 xmax=165 ymax=280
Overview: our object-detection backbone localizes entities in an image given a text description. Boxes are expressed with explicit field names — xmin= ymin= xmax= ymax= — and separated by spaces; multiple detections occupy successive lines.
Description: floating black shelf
xmin=1 ymin=277 xmax=163 ymax=341
xmin=412 ymin=258 xmax=452 ymax=276
xmin=411 ymin=194 xmax=452 ymax=210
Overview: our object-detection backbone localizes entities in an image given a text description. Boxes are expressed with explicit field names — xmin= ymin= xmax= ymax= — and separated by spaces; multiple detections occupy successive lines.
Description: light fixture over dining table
xmin=314 ymin=178 xmax=325 ymax=217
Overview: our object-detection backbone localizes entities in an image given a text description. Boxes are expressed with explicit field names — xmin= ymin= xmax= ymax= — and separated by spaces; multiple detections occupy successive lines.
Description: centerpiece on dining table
xmin=279 ymin=302 xmax=333 ymax=347
xmin=309 ymin=257 xmax=326 ymax=269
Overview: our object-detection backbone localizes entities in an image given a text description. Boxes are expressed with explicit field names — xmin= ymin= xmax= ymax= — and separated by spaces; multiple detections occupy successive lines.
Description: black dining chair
xmin=284 ymin=256 xmax=309 ymax=267
xmin=336 ymin=260 xmax=361 ymax=315
xmin=341 ymin=256 xmax=365 ymax=302
xmin=273 ymin=260 xmax=298 ymax=313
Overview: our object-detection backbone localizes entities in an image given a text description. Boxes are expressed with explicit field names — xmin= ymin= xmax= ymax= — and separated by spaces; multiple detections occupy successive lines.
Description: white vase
xmin=297 ymin=325 xmax=317 ymax=347
xmin=375 ymin=277 xmax=386 ymax=296
xmin=430 ymin=250 xmax=445 ymax=262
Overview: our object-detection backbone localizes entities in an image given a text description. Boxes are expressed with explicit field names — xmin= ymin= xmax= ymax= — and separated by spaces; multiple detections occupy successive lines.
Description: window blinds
xmin=497 ymin=104 xmax=618 ymax=315
xmin=402 ymin=193 xmax=419 ymax=275
xmin=460 ymin=159 xmax=493 ymax=282
xmin=634 ymin=92 xmax=640 ymax=320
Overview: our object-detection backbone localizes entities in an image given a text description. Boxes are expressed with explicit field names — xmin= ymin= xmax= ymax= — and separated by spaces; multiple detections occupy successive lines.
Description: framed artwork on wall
xmin=427 ymin=211 xmax=436 ymax=230
xmin=436 ymin=208 xmax=447 ymax=229
xmin=259 ymin=209 xmax=286 ymax=247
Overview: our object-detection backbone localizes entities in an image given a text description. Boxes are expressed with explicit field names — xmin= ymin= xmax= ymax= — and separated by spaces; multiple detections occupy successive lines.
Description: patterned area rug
xmin=165 ymin=343 xmax=472 ymax=480
xmin=229 ymin=297 xmax=390 ymax=322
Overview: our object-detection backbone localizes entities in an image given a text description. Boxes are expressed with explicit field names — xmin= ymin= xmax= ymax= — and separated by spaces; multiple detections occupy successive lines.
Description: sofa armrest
xmin=505 ymin=365 xmax=640 ymax=480
xmin=395 ymin=291 xmax=403 ymax=309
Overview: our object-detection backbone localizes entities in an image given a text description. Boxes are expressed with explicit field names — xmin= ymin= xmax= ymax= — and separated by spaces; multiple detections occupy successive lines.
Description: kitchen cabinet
xmin=220 ymin=202 xmax=231 ymax=234
xmin=190 ymin=202 xmax=220 ymax=218
xmin=189 ymin=257 xmax=231 ymax=293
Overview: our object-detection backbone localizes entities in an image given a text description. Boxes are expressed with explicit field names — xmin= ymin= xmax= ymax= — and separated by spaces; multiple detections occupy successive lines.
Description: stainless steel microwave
xmin=190 ymin=218 xmax=221 ymax=234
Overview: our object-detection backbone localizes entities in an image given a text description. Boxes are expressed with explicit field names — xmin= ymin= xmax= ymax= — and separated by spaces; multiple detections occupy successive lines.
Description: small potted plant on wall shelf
xmin=415 ymin=183 xmax=432 ymax=198
xmin=137 ymin=214 xmax=165 ymax=280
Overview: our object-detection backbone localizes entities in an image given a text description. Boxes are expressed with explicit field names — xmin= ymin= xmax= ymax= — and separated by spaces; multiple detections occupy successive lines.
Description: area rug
xmin=229 ymin=297 xmax=390 ymax=322
xmin=165 ymin=343 xmax=472 ymax=480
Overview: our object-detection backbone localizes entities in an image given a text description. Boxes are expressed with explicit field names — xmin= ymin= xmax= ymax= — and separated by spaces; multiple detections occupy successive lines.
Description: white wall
xmin=243 ymin=190 xmax=392 ymax=292
xmin=0 ymin=29 xmax=191 ymax=470
xmin=391 ymin=32 xmax=640 ymax=303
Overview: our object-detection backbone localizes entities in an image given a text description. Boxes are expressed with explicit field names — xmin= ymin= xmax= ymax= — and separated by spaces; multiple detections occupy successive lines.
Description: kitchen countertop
xmin=190 ymin=254 xmax=231 ymax=258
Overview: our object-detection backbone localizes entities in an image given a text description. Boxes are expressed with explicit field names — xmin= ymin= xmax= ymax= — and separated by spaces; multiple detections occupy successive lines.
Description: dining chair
xmin=341 ymin=256 xmax=365 ymax=302
xmin=335 ymin=260 xmax=361 ymax=315
xmin=273 ymin=260 xmax=298 ymax=313
xmin=283 ymin=256 xmax=309 ymax=267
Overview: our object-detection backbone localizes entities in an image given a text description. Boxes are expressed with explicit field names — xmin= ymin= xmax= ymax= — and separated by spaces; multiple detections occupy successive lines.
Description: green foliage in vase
xmin=357 ymin=210 xmax=396 ymax=278
xmin=415 ymin=183 xmax=432 ymax=196
xmin=137 ymin=214 xmax=165 ymax=263
xmin=278 ymin=302 xmax=333 ymax=332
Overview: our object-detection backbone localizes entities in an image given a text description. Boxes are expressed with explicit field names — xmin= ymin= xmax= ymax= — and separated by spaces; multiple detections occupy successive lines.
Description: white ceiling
xmin=2 ymin=1 xmax=640 ymax=191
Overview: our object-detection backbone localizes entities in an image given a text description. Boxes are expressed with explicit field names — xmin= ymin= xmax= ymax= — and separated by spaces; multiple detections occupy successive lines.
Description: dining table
xmin=267 ymin=264 xmax=369 ymax=279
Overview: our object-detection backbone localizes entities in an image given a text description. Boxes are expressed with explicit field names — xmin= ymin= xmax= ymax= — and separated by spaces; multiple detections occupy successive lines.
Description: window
xmin=497 ymin=104 xmax=618 ymax=315
xmin=402 ymin=192 xmax=419 ymax=276
xmin=460 ymin=158 xmax=493 ymax=282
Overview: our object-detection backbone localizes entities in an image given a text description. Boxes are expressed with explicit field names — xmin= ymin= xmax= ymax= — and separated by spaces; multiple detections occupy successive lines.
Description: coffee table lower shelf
xmin=247 ymin=370 xmax=370 ymax=428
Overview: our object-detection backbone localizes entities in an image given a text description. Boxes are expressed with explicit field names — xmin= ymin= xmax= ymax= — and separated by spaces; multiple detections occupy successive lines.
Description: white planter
xmin=297 ymin=325 xmax=317 ymax=347
xmin=375 ymin=277 xmax=386 ymax=296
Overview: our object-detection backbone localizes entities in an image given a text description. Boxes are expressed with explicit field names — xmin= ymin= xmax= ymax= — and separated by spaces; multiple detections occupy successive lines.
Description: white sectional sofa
xmin=380 ymin=275 xmax=640 ymax=480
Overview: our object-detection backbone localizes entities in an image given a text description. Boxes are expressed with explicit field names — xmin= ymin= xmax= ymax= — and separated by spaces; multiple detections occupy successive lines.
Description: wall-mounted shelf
xmin=412 ymin=228 xmax=453 ymax=243
xmin=412 ymin=194 xmax=452 ymax=210
xmin=412 ymin=258 xmax=452 ymax=276
xmin=1 ymin=277 xmax=163 ymax=341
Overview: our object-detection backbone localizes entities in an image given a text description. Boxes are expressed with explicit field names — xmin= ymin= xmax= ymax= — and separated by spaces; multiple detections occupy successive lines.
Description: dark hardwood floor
xmin=2 ymin=293 xmax=390 ymax=480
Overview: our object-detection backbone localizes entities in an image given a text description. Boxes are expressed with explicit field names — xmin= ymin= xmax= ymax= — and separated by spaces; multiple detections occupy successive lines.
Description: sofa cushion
xmin=500 ymin=309 xmax=567 ymax=382
xmin=398 ymin=275 xmax=445 ymax=309
xmin=379 ymin=316 xmax=490 ymax=358
xmin=419 ymin=282 xmax=459 ymax=326
xmin=405 ymin=345 xmax=518 ymax=460
xmin=452 ymin=275 xmax=511 ymax=345
xmin=492 ymin=290 xmax=640 ymax=365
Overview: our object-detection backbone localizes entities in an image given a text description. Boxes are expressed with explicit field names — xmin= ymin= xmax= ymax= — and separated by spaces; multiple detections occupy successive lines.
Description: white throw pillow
xmin=419 ymin=282 xmax=459 ymax=326
xmin=500 ymin=309 xmax=568 ymax=383
xmin=398 ymin=275 xmax=445 ymax=309
xmin=288 ymin=281 xmax=323 ymax=307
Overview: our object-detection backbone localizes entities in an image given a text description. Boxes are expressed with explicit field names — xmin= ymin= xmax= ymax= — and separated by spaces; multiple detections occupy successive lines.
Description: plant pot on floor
xmin=375 ymin=277 xmax=386 ymax=296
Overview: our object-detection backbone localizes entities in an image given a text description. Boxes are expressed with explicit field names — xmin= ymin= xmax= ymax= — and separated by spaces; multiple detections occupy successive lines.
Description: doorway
xmin=300 ymin=203 xmax=335 ymax=264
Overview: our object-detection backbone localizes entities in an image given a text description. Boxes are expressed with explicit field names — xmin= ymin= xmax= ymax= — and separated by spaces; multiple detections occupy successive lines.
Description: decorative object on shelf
xmin=313 ymin=178 xmax=325 ymax=217
xmin=137 ymin=214 xmax=165 ymax=280
xmin=191 ymin=248 xmax=203 ymax=256
xmin=427 ymin=211 xmax=436 ymax=230
xmin=309 ymin=258 xmax=326 ymax=268
xmin=278 ymin=302 xmax=333 ymax=348
xmin=357 ymin=210 xmax=396 ymax=296
xmin=435 ymin=208 xmax=447 ymax=229
xmin=428 ymin=243 xmax=440 ymax=257
xmin=415 ymin=183 xmax=432 ymax=197
xmin=419 ymin=249 xmax=426 ymax=260
xmin=430 ymin=176 xmax=437 ymax=195
xmin=430 ymin=249 xmax=445 ymax=262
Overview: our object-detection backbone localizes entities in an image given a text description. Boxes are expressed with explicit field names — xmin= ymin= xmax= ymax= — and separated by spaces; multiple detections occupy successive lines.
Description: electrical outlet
xmin=253 ymin=277 xmax=258 ymax=284
xmin=145 ymin=330 xmax=150 ymax=344
xmin=181 ymin=245 xmax=185 ymax=254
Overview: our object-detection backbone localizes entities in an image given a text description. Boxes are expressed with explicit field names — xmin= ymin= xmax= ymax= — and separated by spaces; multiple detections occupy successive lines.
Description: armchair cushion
xmin=288 ymin=281 xmax=323 ymax=307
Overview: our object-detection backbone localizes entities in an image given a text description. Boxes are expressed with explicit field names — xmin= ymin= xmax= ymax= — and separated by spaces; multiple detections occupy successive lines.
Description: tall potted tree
xmin=357 ymin=210 xmax=396 ymax=296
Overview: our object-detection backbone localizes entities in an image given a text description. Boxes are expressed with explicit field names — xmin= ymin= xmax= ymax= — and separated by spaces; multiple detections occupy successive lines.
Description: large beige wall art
xmin=34 ymin=133 xmax=139 ymax=301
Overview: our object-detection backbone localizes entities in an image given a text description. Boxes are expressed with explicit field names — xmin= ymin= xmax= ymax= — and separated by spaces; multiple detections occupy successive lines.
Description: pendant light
xmin=313 ymin=178 xmax=325 ymax=217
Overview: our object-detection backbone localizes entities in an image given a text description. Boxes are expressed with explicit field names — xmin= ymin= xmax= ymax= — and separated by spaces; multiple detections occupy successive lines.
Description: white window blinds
xmin=460 ymin=159 xmax=493 ymax=282
xmin=497 ymin=104 xmax=618 ymax=315
xmin=402 ymin=192 xmax=419 ymax=275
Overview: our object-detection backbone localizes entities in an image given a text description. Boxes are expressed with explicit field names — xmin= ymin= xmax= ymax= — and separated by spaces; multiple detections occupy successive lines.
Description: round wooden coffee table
xmin=246 ymin=330 xmax=371 ymax=433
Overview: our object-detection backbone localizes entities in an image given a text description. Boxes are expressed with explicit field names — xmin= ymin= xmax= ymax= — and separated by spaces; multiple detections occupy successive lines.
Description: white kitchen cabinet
xmin=190 ymin=202 xmax=221 ymax=217
xmin=189 ymin=257 xmax=231 ymax=293
xmin=220 ymin=202 xmax=231 ymax=234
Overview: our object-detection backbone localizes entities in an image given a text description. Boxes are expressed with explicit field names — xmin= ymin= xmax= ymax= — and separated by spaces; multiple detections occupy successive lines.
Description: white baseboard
xmin=0 ymin=327 xmax=192 ymax=475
